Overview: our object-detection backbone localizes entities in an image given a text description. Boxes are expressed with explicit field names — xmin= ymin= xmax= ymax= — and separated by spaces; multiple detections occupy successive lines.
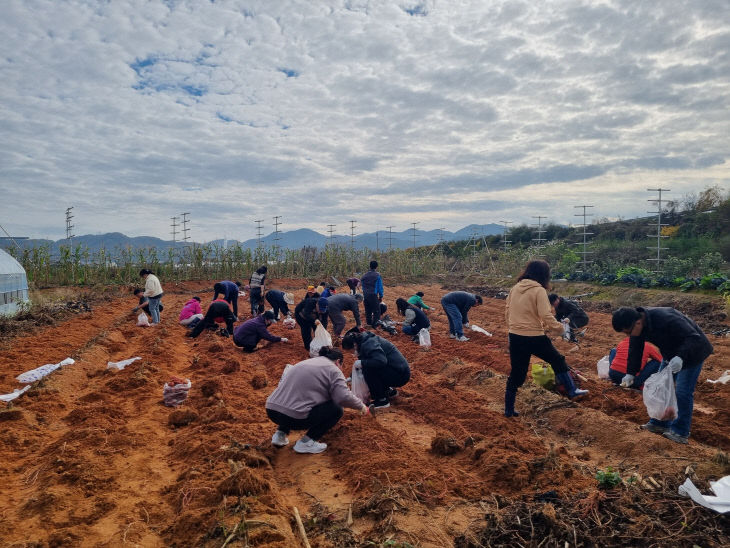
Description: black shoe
xmin=372 ymin=398 xmax=390 ymax=409
xmin=386 ymin=388 xmax=398 ymax=399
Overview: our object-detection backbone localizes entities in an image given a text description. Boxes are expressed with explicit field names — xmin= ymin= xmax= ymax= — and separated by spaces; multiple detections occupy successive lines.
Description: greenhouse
xmin=0 ymin=248 xmax=29 ymax=315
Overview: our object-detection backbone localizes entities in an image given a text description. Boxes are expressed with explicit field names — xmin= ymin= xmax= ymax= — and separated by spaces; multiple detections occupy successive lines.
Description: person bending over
xmin=233 ymin=310 xmax=288 ymax=352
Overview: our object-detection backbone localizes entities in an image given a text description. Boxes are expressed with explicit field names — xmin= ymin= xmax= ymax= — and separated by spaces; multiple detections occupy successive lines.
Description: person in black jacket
xmin=612 ymin=306 xmax=713 ymax=444
xmin=187 ymin=299 xmax=236 ymax=339
xmin=294 ymin=294 xmax=320 ymax=351
xmin=396 ymin=297 xmax=430 ymax=341
xmin=360 ymin=260 xmax=384 ymax=328
xmin=549 ymin=294 xmax=589 ymax=343
xmin=265 ymin=289 xmax=294 ymax=320
xmin=342 ymin=331 xmax=410 ymax=409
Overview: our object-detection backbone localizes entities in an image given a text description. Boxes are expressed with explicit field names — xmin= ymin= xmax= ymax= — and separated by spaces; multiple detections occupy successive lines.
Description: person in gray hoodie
xmin=342 ymin=331 xmax=410 ymax=409
xmin=327 ymin=292 xmax=363 ymax=338
xmin=265 ymin=347 xmax=369 ymax=454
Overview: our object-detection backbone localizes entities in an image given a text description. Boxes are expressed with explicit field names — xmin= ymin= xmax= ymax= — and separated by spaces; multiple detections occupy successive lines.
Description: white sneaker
xmin=457 ymin=335 xmax=470 ymax=342
xmin=449 ymin=333 xmax=456 ymax=339
xmin=271 ymin=430 xmax=289 ymax=447
xmin=293 ymin=438 xmax=327 ymax=454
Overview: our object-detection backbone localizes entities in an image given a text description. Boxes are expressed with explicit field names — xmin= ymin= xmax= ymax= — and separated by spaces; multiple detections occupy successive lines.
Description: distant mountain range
xmin=1 ymin=224 xmax=504 ymax=256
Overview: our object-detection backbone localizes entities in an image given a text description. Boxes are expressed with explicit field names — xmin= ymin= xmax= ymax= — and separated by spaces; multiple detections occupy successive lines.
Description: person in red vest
xmin=608 ymin=337 xmax=662 ymax=389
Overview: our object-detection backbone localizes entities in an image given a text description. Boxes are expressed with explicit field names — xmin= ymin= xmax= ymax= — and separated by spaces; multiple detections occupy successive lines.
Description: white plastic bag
xmin=163 ymin=378 xmax=191 ymax=407
xmin=470 ymin=325 xmax=493 ymax=337
xmin=596 ymin=355 xmax=610 ymax=379
xmin=107 ymin=357 xmax=142 ymax=371
xmin=309 ymin=321 xmax=333 ymax=357
xmin=282 ymin=316 xmax=296 ymax=329
xmin=418 ymin=328 xmax=431 ymax=348
xmin=350 ymin=366 xmax=370 ymax=403
xmin=643 ymin=367 xmax=678 ymax=421
xmin=137 ymin=312 xmax=150 ymax=327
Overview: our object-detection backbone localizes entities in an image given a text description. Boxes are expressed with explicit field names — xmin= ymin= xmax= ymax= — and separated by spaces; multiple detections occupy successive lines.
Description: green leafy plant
xmin=595 ymin=467 xmax=622 ymax=489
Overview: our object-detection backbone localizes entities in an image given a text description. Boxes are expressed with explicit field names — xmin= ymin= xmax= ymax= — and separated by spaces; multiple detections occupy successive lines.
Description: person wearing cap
xmin=407 ymin=291 xmax=431 ymax=311
xmin=305 ymin=284 xmax=319 ymax=299
xmin=213 ymin=280 xmax=243 ymax=319
xmin=187 ymin=299 xmax=236 ymax=338
xmin=327 ymin=293 xmax=363 ymax=338
xmin=265 ymin=289 xmax=294 ymax=320
xmin=233 ymin=310 xmax=288 ymax=352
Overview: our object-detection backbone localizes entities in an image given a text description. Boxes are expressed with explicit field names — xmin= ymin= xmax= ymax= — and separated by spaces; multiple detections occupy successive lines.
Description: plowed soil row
xmin=1 ymin=280 xmax=729 ymax=547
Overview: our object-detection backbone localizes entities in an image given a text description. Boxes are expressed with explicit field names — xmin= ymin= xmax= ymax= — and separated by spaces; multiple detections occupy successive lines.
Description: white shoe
xmin=457 ymin=335 xmax=470 ymax=342
xmin=271 ymin=430 xmax=289 ymax=447
xmin=449 ymin=333 xmax=456 ymax=339
xmin=293 ymin=438 xmax=327 ymax=454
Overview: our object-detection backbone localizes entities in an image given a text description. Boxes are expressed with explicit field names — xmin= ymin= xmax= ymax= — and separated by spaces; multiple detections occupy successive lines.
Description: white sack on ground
xmin=16 ymin=358 xmax=75 ymax=384
xmin=678 ymin=476 xmax=730 ymax=513
xmin=107 ymin=357 xmax=142 ymax=371
xmin=0 ymin=385 xmax=31 ymax=402
xmin=470 ymin=325 xmax=493 ymax=336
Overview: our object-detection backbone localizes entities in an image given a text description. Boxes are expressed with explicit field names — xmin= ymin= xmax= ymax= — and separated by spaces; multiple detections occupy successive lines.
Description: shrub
xmin=595 ymin=467 xmax=622 ymax=489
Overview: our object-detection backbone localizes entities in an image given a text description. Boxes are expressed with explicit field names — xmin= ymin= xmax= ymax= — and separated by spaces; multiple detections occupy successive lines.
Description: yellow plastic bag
xmin=531 ymin=362 xmax=555 ymax=389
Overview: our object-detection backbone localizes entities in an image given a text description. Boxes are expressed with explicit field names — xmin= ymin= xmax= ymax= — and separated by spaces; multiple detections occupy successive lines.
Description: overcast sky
xmin=1 ymin=0 xmax=728 ymax=242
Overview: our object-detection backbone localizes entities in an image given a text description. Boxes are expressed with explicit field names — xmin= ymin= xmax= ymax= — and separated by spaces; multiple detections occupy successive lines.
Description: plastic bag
xmin=309 ymin=321 xmax=333 ymax=357
xmin=470 ymin=325 xmax=493 ymax=337
xmin=107 ymin=357 xmax=142 ymax=371
xmin=643 ymin=367 xmax=678 ymax=421
xmin=282 ymin=316 xmax=296 ymax=329
xmin=163 ymin=377 xmax=191 ymax=407
xmin=137 ymin=312 xmax=150 ymax=327
xmin=531 ymin=362 xmax=555 ymax=389
xmin=418 ymin=328 xmax=431 ymax=348
xmin=596 ymin=355 xmax=610 ymax=379
xmin=351 ymin=366 xmax=370 ymax=403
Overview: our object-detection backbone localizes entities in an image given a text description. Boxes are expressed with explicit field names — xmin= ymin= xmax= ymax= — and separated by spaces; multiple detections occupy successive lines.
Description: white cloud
xmin=0 ymin=0 xmax=728 ymax=242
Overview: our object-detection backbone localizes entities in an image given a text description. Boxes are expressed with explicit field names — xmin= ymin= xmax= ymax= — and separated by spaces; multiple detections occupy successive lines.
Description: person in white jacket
xmin=265 ymin=347 xmax=369 ymax=454
xmin=139 ymin=269 xmax=164 ymax=324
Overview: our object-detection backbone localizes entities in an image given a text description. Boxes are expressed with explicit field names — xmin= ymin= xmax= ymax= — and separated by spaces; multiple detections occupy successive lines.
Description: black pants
xmin=363 ymin=294 xmax=381 ymax=328
xmin=507 ymin=333 xmax=568 ymax=392
xmin=190 ymin=302 xmax=232 ymax=338
xmin=363 ymin=366 xmax=410 ymax=401
xmin=266 ymin=401 xmax=343 ymax=440
xmin=297 ymin=317 xmax=316 ymax=350
xmin=318 ymin=312 xmax=328 ymax=329
xmin=250 ymin=287 xmax=263 ymax=316
xmin=266 ymin=295 xmax=289 ymax=319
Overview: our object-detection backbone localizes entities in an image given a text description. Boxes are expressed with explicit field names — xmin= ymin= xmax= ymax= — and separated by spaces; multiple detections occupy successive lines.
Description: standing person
xmin=396 ymin=298 xmax=430 ymax=340
xmin=294 ymin=293 xmax=320 ymax=351
xmin=342 ymin=331 xmax=410 ymax=409
xmin=504 ymin=260 xmax=588 ymax=417
xmin=265 ymin=347 xmax=369 ymax=454
xmin=611 ymin=307 xmax=713 ymax=444
xmin=265 ymin=289 xmax=294 ymax=320
xmin=187 ymin=299 xmax=236 ymax=338
xmin=139 ymin=269 xmax=164 ymax=324
xmin=317 ymin=286 xmax=335 ymax=328
xmin=440 ymin=291 xmax=483 ymax=341
xmin=327 ymin=293 xmax=363 ymax=339
xmin=213 ymin=280 xmax=242 ymax=319
xmin=132 ymin=288 xmax=165 ymax=319
xmin=361 ymin=260 xmax=384 ymax=329
xmin=346 ymin=276 xmax=360 ymax=295
xmin=608 ymin=337 xmax=663 ymax=389
xmin=407 ymin=291 xmax=431 ymax=311
xmin=178 ymin=296 xmax=204 ymax=327
xmin=249 ymin=266 xmax=267 ymax=316
xmin=548 ymin=294 xmax=589 ymax=342
xmin=233 ymin=310 xmax=288 ymax=353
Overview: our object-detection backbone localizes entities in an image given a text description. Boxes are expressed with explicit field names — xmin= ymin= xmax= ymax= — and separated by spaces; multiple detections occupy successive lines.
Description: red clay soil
xmin=1 ymin=280 xmax=729 ymax=547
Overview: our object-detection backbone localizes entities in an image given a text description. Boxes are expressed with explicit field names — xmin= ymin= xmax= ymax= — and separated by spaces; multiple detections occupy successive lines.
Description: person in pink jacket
xmin=179 ymin=296 xmax=204 ymax=326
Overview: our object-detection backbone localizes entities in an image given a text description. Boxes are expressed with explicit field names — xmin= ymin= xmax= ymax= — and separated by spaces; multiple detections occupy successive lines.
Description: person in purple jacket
xmin=213 ymin=280 xmax=242 ymax=319
xmin=233 ymin=310 xmax=289 ymax=352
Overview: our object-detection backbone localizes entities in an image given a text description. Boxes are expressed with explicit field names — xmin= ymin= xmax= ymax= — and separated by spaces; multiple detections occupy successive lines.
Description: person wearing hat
xmin=233 ymin=310 xmax=288 ymax=352
xmin=305 ymin=285 xmax=319 ymax=299
xmin=213 ymin=280 xmax=243 ymax=319
xmin=265 ymin=289 xmax=294 ymax=320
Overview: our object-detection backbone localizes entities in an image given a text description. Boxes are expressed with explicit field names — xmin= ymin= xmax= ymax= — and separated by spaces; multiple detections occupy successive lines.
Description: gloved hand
xmin=360 ymin=404 xmax=370 ymax=416
xmin=280 ymin=337 xmax=289 ymax=343
xmin=668 ymin=356 xmax=683 ymax=373
xmin=620 ymin=374 xmax=635 ymax=388
xmin=132 ymin=307 xmax=139 ymax=313
xmin=353 ymin=359 xmax=362 ymax=369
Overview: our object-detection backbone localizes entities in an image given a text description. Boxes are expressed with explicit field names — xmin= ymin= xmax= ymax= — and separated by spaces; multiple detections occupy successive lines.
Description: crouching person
xmin=233 ymin=310 xmax=288 ymax=352
xmin=187 ymin=299 xmax=235 ymax=338
xmin=265 ymin=347 xmax=369 ymax=454
xmin=342 ymin=331 xmax=410 ymax=409
xmin=608 ymin=336 xmax=662 ymax=389
xmin=179 ymin=296 xmax=204 ymax=327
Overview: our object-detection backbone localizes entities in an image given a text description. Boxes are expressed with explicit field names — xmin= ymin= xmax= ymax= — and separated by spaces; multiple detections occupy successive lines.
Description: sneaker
xmin=293 ymin=438 xmax=327 ymax=454
xmin=570 ymin=388 xmax=589 ymax=399
xmin=386 ymin=388 xmax=398 ymax=399
xmin=457 ymin=335 xmax=470 ymax=342
xmin=271 ymin=430 xmax=289 ymax=447
xmin=448 ymin=333 xmax=456 ymax=339
xmin=640 ymin=422 xmax=669 ymax=435
xmin=371 ymin=398 xmax=390 ymax=409
xmin=663 ymin=430 xmax=689 ymax=444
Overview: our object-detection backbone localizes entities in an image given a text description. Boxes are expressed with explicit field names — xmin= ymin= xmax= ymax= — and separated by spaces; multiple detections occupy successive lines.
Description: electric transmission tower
xmin=255 ymin=219 xmax=264 ymax=249
xmin=65 ymin=207 xmax=75 ymax=243
xmin=327 ymin=224 xmax=336 ymax=248
xmin=647 ymin=188 xmax=670 ymax=274
xmin=273 ymin=216 xmax=282 ymax=260
xmin=499 ymin=220 xmax=512 ymax=252
xmin=350 ymin=220 xmax=356 ymax=248
xmin=531 ymin=216 xmax=547 ymax=257
xmin=170 ymin=216 xmax=179 ymax=243
xmin=386 ymin=226 xmax=394 ymax=251
xmin=180 ymin=212 xmax=191 ymax=243
xmin=574 ymin=205 xmax=594 ymax=272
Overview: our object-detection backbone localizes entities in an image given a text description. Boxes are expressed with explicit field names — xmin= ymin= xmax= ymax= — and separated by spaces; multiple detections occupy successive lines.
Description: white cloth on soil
xmin=470 ymin=324 xmax=493 ymax=336
xmin=678 ymin=476 xmax=730 ymax=513
xmin=107 ymin=357 xmax=142 ymax=371
xmin=706 ymin=370 xmax=730 ymax=385
xmin=0 ymin=385 xmax=31 ymax=402
xmin=16 ymin=358 xmax=75 ymax=384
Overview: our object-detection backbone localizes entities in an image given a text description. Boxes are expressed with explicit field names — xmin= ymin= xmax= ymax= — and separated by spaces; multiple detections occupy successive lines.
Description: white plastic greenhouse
xmin=0 ymin=248 xmax=29 ymax=315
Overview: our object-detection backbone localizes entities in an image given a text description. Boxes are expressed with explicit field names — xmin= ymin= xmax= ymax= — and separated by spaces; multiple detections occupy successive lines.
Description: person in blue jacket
xmin=213 ymin=280 xmax=242 ymax=319
xmin=317 ymin=286 xmax=335 ymax=328
xmin=612 ymin=306 xmax=713 ymax=444
xmin=360 ymin=261 xmax=384 ymax=328
xmin=440 ymin=291 xmax=483 ymax=341
xmin=233 ymin=310 xmax=288 ymax=353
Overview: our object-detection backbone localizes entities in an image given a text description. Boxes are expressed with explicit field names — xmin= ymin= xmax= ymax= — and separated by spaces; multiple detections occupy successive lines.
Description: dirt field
xmin=1 ymin=280 xmax=729 ymax=547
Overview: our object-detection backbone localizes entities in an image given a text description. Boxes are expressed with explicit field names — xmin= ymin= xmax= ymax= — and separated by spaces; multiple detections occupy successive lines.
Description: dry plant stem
xmin=293 ymin=507 xmax=311 ymax=548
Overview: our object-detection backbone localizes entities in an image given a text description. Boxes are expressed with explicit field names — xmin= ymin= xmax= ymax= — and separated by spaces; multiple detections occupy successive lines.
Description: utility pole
xmin=647 ymin=188 xmax=670 ymax=274
xmin=349 ymin=220 xmax=356 ymax=248
xmin=386 ymin=226 xmax=394 ymax=251
xmin=531 ymin=216 xmax=547 ymax=257
xmin=180 ymin=212 xmax=191 ymax=243
xmin=65 ymin=207 xmax=75 ymax=244
xmin=574 ymin=206 xmax=594 ymax=273
xmin=327 ymin=224 xmax=336 ymax=248
xmin=255 ymin=219 xmax=264 ymax=250
xmin=273 ymin=215 xmax=282 ymax=260
xmin=170 ymin=216 xmax=179 ymax=243
xmin=410 ymin=222 xmax=419 ymax=274
xmin=499 ymin=220 xmax=512 ymax=252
